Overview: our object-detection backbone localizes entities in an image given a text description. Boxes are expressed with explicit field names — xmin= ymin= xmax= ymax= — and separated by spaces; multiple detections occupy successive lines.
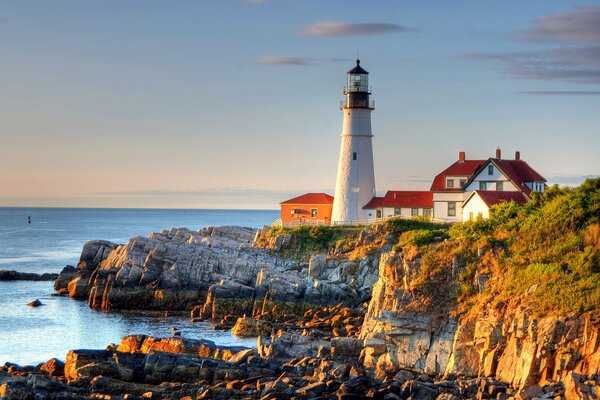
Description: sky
xmin=1 ymin=0 xmax=599 ymax=209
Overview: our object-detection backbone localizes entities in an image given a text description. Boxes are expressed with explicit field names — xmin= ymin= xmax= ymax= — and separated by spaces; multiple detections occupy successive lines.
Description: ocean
xmin=0 ymin=207 xmax=279 ymax=365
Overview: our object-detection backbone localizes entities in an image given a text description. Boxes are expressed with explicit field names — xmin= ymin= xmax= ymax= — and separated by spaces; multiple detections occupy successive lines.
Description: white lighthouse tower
xmin=331 ymin=59 xmax=376 ymax=224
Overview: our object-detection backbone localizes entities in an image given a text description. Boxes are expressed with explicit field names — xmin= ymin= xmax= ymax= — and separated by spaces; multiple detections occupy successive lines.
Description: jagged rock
xmin=59 ymin=226 xmax=374 ymax=315
xmin=331 ymin=337 xmax=362 ymax=358
xmin=64 ymin=349 xmax=117 ymax=382
xmin=231 ymin=317 xmax=273 ymax=338
xmin=67 ymin=276 xmax=89 ymax=299
xmin=53 ymin=265 xmax=78 ymax=291
xmin=308 ymin=254 xmax=326 ymax=278
xmin=39 ymin=358 xmax=65 ymax=377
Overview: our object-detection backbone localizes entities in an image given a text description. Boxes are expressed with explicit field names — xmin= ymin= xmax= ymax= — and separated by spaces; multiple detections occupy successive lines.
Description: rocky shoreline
xmin=0 ymin=270 xmax=58 ymax=281
xmin=1 ymin=224 xmax=599 ymax=399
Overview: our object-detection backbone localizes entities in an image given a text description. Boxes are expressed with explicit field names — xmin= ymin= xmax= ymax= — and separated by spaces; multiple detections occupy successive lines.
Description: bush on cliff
xmin=411 ymin=178 xmax=600 ymax=321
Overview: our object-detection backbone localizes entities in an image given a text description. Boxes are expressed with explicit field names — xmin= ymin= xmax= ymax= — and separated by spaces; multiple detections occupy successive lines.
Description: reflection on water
xmin=0 ymin=281 xmax=256 ymax=365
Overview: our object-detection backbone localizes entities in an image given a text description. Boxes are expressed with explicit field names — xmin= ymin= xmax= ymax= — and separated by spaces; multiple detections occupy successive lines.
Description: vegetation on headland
xmin=411 ymin=178 xmax=600 ymax=320
xmin=260 ymin=178 xmax=600 ymax=320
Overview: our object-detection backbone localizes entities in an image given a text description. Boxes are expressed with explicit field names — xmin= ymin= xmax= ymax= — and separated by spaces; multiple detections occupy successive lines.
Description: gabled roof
xmin=363 ymin=191 xmax=433 ymax=209
xmin=280 ymin=193 xmax=334 ymax=205
xmin=363 ymin=196 xmax=384 ymax=209
xmin=430 ymin=160 xmax=486 ymax=191
xmin=463 ymin=190 xmax=528 ymax=208
xmin=466 ymin=158 xmax=547 ymax=195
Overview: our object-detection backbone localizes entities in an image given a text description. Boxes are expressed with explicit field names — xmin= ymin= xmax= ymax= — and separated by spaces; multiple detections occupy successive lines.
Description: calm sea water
xmin=0 ymin=207 xmax=278 ymax=365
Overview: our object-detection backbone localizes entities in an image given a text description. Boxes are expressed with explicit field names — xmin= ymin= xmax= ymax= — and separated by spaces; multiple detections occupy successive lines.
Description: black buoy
xmin=28 ymin=216 xmax=31 ymax=224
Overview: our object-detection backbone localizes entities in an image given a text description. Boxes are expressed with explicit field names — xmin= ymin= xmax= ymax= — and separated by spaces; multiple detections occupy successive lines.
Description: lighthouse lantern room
xmin=331 ymin=60 xmax=377 ymax=224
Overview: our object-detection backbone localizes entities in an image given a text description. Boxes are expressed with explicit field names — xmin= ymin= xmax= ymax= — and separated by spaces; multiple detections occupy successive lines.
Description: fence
xmin=271 ymin=214 xmax=446 ymax=229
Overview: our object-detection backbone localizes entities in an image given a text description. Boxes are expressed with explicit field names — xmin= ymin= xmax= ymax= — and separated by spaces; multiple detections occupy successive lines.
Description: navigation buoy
xmin=28 ymin=216 xmax=31 ymax=224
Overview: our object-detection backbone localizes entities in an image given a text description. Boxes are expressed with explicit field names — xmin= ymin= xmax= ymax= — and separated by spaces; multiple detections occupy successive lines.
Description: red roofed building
xmin=432 ymin=149 xmax=546 ymax=222
xmin=363 ymin=191 xmax=433 ymax=220
xmin=279 ymin=193 xmax=334 ymax=226
xmin=462 ymin=190 xmax=528 ymax=221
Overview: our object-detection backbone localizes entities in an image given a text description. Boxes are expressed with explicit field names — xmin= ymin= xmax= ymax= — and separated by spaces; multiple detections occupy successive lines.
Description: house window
xmin=446 ymin=178 xmax=454 ymax=188
xmin=459 ymin=179 xmax=466 ymax=187
xmin=311 ymin=208 xmax=317 ymax=218
xmin=469 ymin=212 xmax=474 ymax=221
xmin=353 ymin=152 xmax=357 ymax=161
xmin=488 ymin=165 xmax=494 ymax=175
xmin=496 ymin=181 xmax=503 ymax=191
xmin=479 ymin=181 xmax=487 ymax=190
xmin=394 ymin=207 xmax=401 ymax=216
xmin=423 ymin=208 xmax=432 ymax=217
xmin=448 ymin=202 xmax=456 ymax=217
xmin=376 ymin=210 xmax=382 ymax=218
xmin=411 ymin=208 xmax=419 ymax=217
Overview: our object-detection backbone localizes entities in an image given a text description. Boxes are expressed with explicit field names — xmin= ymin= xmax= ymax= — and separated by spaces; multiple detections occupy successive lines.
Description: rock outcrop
xmin=359 ymin=248 xmax=600 ymax=396
xmin=54 ymin=226 xmax=380 ymax=319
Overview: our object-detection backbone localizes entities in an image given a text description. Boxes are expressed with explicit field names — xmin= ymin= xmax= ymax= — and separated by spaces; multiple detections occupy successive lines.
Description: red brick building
xmin=279 ymin=193 xmax=334 ymax=226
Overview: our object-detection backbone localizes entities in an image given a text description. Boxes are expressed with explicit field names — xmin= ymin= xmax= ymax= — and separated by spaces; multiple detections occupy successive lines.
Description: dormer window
xmin=459 ymin=179 xmax=466 ymax=187
xmin=446 ymin=178 xmax=454 ymax=188
xmin=488 ymin=165 xmax=494 ymax=175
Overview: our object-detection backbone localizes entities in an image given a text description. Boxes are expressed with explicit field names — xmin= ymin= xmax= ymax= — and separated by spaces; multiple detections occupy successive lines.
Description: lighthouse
xmin=331 ymin=59 xmax=376 ymax=224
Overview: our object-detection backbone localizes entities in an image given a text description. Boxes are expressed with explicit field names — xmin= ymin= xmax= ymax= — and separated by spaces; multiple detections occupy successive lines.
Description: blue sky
xmin=1 ymin=1 xmax=599 ymax=208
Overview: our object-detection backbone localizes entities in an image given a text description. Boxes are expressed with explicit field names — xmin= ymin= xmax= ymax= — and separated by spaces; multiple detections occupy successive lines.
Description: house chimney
xmin=459 ymin=151 xmax=465 ymax=162
xmin=515 ymin=151 xmax=521 ymax=160
xmin=393 ymin=192 xmax=397 ymax=199
xmin=496 ymin=147 xmax=501 ymax=159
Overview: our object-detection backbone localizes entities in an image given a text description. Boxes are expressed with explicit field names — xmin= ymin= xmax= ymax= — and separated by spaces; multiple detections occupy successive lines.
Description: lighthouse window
xmin=353 ymin=152 xmax=357 ymax=161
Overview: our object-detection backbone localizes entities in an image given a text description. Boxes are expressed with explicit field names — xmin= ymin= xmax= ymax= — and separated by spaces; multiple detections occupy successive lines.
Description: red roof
xmin=492 ymin=159 xmax=546 ymax=195
xmin=280 ymin=193 xmax=334 ymax=205
xmin=363 ymin=191 xmax=433 ymax=209
xmin=363 ymin=197 xmax=384 ymax=209
xmin=465 ymin=190 xmax=528 ymax=208
xmin=430 ymin=160 xmax=486 ymax=191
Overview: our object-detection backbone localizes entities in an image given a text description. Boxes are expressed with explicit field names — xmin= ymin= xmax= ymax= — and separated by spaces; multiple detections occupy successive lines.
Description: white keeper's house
xmin=431 ymin=148 xmax=546 ymax=222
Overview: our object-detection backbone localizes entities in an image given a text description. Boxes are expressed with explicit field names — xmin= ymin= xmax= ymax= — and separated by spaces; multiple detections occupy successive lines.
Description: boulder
xmin=231 ymin=317 xmax=273 ymax=338
xmin=25 ymin=299 xmax=42 ymax=307
xmin=39 ymin=358 xmax=65 ymax=377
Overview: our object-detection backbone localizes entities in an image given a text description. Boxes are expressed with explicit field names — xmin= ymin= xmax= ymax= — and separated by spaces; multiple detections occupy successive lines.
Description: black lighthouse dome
xmin=347 ymin=59 xmax=369 ymax=75
xmin=343 ymin=59 xmax=373 ymax=109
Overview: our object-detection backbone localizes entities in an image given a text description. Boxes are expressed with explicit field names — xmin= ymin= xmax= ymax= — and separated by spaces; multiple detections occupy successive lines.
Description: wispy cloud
xmin=518 ymin=90 xmax=600 ymax=95
xmin=465 ymin=46 xmax=600 ymax=83
xmin=301 ymin=21 xmax=413 ymax=37
xmin=520 ymin=5 xmax=600 ymax=42
xmin=255 ymin=56 xmax=348 ymax=66
xmin=466 ymin=5 xmax=600 ymax=85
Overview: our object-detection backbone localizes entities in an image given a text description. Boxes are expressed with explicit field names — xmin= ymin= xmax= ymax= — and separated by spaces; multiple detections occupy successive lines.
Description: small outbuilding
xmin=461 ymin=190 xmax=528 ymax=222
xmin=363 ymin=191 xmax=433 ymax=220
xmin=279 ymin=193 xmax=334 ymax=227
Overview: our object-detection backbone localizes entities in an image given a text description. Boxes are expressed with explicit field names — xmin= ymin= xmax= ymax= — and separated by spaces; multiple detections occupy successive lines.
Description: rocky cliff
xmin=359 ymin=248 xmax=600 ymax=398
xmin=55 ymin=225 xmax=380 ymax=320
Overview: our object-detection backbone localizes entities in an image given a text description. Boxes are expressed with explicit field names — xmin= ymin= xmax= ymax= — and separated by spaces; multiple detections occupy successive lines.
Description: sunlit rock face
xmin=359 ymin=249 xmax=600 ymax=392
xmin=55 ymin=226 xmax=379 ymax=314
